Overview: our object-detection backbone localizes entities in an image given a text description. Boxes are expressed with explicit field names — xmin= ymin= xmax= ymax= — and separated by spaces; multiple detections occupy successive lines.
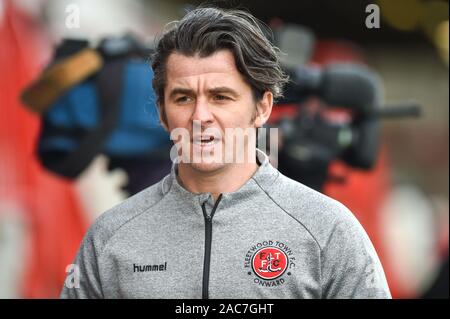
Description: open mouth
xmin=192 ymin=135 xmax=220 ymax=146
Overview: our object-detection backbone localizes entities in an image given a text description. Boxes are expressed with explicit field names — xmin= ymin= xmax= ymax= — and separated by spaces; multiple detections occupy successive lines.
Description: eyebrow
xmin=208 ymin=87 xmax=240 ymax=98
xmin=168 ymin=87 xmax=240 ymax=100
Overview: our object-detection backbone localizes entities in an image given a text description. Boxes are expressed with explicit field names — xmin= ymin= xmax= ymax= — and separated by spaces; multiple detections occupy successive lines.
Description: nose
xmin=191 ymin=97 xmax=215 ymax=126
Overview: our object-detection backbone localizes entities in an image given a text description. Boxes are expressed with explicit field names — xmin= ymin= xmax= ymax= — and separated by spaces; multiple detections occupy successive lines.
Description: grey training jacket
xmin=61 ymin=151 xmax=391 ymax=299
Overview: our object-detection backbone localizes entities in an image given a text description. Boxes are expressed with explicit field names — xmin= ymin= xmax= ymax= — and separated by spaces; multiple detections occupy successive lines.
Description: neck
xmin=177 ymin=162 xmax=259 ymax=200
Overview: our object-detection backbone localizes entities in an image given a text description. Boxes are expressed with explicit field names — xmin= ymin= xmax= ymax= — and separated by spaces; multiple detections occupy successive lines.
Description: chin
xmin=189 ymin=161 xmax=226 ymax=174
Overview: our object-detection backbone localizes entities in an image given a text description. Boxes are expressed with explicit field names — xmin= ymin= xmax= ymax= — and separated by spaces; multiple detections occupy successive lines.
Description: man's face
xmin=161 ymin=49 xmax=272 ymax=173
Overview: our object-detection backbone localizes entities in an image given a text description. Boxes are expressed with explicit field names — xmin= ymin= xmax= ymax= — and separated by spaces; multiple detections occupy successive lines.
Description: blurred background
xmin=0 ymin=0 xmax=448 ymax=298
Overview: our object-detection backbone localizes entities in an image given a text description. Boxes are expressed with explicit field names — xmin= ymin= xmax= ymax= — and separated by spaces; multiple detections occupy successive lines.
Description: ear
xmin=158 ymin=103 xmax=169 ymax=132
xmin=254 ymin=91 xmax=273 ymax=128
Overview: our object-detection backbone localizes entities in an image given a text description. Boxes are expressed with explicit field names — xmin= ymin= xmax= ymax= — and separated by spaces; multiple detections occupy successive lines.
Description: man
xmin=61 ymin=7 xmax=391 ymax=299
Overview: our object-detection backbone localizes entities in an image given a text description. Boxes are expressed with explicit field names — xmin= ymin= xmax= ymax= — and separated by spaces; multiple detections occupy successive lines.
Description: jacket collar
xmin=161 ymin=149 xmax=279 ymax=207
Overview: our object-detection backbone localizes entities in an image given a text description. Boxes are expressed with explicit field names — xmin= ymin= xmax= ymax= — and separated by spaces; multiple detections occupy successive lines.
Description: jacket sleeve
xmin=320 ymin=212 xmax=392 ymax=299
xmin=60 ymin=225 xmax=104 ymax=299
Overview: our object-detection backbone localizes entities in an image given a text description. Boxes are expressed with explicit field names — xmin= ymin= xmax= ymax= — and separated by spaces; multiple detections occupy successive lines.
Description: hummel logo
xmin=133 ymin=262 xmax=167 ymax=272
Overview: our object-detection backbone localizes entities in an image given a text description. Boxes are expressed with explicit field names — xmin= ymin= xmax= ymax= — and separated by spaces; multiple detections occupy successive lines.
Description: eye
xmin=175 ymin=96 xmax=193 ymax=104
xmin=213 ymin=94 xmax=231 ymax=101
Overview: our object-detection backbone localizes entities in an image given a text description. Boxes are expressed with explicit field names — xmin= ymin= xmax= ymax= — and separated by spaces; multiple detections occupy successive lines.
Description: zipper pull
xmin=201 ymin=202 xmax=211 ymax=221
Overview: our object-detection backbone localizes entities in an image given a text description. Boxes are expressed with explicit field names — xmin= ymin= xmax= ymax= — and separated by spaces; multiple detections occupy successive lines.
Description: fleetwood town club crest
xmin=244 ymin=240 xmax=296 ymax=287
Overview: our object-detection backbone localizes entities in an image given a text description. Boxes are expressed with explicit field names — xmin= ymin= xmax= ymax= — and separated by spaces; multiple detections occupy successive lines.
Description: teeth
xmin=193 ymin=136 xmax=217 ymax=145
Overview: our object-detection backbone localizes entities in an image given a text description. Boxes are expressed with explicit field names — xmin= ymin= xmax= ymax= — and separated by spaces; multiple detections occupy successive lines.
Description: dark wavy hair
xmin=151 ymin=6 xmax=289 ymax=120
